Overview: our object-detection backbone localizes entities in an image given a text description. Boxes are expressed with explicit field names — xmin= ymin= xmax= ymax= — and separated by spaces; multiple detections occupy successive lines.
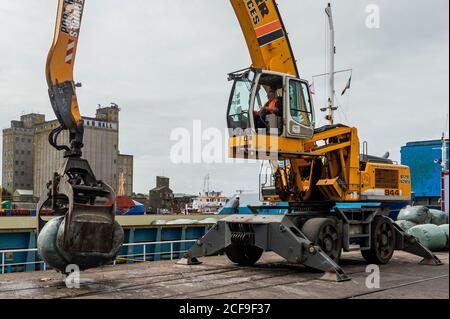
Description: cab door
xmin=285 ymin=78 xmax=315 ymax=139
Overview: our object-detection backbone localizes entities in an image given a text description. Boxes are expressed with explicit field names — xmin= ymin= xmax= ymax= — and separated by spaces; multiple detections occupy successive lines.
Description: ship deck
xmin=0 ymin=251 xmax=448 ymax=299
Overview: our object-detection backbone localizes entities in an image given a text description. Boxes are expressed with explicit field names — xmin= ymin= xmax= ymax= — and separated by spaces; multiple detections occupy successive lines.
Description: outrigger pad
xmin=419 ymin=256 xmax=444 ymax=266
xmin=177 ymin=257 xmax=202 ymax=265
xmin=320 ymin=269 xmax=351 ymax=282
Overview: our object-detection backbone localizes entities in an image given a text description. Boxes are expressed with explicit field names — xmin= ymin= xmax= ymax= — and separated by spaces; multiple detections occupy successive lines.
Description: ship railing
xmin=0 ymin=239 xmax=198 ymax=274
xmin=0 ymin=248 xmax=44 ymax=274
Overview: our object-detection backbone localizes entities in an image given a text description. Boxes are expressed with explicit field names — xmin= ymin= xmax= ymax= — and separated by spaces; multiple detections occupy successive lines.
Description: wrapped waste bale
xmin=429 ymin=209 xmax=448 ymax=226
xmin=198 ymin=218 xmax=219 ymax=224
xmin=397 ymin=206 xmax=432 ymax=224
xmin=151 ymin=220 xmax=167 ymax=225
xmin=407 ymin=224 xmax=447 ymax=251
xmin=395 ymin=220 xmax=417 ymax=232
xmin=166 ymin=219 xmax=198 ymax=225
xmin=439 ymin=224 xmax=449 ymax=249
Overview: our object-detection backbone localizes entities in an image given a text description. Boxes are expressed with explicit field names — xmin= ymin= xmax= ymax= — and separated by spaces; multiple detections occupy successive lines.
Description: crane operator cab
xmin=227 ymin=68 xmax=315 ymax=159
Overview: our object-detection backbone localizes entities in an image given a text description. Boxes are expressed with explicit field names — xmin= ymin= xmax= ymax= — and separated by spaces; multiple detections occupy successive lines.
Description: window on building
xmin=21 ymin=161 xmax=24 ymax=165
xmin=27 ymin=151 xmax=31 ymax=155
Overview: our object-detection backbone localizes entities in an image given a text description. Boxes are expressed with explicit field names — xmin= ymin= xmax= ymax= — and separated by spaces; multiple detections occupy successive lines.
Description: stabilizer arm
xmin=180 ymin=215 xmax=350 ymax=282
xmin=393 ymin=224 xmax=443 ymax=265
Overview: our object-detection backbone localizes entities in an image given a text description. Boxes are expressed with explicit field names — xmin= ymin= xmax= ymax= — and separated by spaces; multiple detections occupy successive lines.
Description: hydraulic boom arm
xmin=46 ymin=0 xmax=85 ymax=157
xmin=231 ymin=0 xmax=299 ymax=77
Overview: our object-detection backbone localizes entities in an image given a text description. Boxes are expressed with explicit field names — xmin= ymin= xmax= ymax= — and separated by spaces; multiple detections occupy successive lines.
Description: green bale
xmin=439 ymin=224 xmax=449 ymax=249
xmin=429 ymin=209 xmax=448 ymax=225
xmin=395 ymin=220 xmax=417 ymax=232
xmin=398 ymin=206 xmax=432 ymax=224
xmin=407 ymin=224 xmax=447 ymax=251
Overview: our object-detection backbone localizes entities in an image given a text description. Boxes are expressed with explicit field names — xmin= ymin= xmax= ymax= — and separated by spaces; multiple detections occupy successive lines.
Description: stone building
xmin=149 ymin=176 xmax=174 ymax=214
xmin=1 ymin=114 xmax=45 ymax=194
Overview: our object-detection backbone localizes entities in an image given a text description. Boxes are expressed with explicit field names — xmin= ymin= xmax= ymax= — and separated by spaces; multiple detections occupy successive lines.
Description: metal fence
xmin=0 ymin=239 xmax=197 ymax=274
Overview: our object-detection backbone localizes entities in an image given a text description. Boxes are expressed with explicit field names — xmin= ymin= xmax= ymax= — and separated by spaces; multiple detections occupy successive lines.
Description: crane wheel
xmin=361 ymin=216 xmax=396 ymax=264
xmin=225 ymin=245 xmax=263 ymax=266
xmin=302 ymin=218 xmax=342 ymax=263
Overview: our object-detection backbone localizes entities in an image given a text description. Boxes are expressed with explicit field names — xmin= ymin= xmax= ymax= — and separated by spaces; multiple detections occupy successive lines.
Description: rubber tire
xmin=361 ymin=216 xmax=396 ymax=265
xmin=225 ymin=245 xmax=263 ymax=266
xmin=302 ymin=218 xmax=342 ymax=263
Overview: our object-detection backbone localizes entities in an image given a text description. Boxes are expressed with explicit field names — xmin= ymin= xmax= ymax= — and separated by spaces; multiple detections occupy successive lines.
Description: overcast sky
xmin=0 ymin=0 xmax=449 ymax=196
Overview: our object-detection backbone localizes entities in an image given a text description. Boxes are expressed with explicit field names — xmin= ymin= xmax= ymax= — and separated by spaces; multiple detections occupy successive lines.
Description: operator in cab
xmin=255 ymin=87 xmax=282 ymax=129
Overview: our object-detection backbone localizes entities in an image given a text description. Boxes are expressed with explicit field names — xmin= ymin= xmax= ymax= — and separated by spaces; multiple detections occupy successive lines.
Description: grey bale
xmin=438 ymin=224 xmax=449 ymax=249
xmin=429 ymin=209 xmax=448 ymax=226
xmin=398 ymin=206 xmax=432 ymax=224
xmin=407 ymin=224 xmax=447 ymax=252
xmin=395 ymin=220 xmax=417 ymax=232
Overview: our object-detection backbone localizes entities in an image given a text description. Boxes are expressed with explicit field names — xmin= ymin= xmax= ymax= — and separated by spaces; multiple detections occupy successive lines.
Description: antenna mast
xmin=203 ymin=174 xmax=210 ymax=195
xmin=325 ymin=3 xmax=337 ymax=125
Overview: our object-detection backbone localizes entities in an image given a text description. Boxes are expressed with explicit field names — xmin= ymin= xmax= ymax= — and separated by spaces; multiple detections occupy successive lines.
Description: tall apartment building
xmin=2 ymin=104 xmax=134 ymax=198
xmin=2 ymin=114 xmax=45 ymax=194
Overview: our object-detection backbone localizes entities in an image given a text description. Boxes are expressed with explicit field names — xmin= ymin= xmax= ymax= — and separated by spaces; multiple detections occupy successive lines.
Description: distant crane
xmin=202 ymin=174 xmax=211 ymax=195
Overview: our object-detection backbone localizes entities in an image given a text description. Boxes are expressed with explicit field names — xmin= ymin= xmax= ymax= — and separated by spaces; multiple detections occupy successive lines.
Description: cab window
xmin=289 ymin=80 xmax=313 ymax=126
xmin=227 ymin=79 xmax=251 ymax=131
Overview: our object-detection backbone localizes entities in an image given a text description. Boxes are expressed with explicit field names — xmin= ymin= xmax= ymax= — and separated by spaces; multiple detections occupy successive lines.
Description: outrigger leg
xmin=393 ymin=224 xmax=443 ymax=266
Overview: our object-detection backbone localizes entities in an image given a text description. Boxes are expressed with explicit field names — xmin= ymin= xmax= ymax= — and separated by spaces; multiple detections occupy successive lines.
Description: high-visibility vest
xmin=266 ymin=98 xmax=279 ymax=114
xmin=256 ymin=98 xmax=279 ymax=116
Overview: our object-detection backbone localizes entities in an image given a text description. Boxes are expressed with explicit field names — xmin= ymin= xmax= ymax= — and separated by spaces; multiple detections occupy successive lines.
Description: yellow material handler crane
xmin=180 ymin=1 xmax=442 ymax=281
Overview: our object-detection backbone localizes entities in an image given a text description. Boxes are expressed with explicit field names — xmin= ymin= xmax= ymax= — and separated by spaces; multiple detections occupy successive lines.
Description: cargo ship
xmin=189 ymin=191 xmax=229 ymax=214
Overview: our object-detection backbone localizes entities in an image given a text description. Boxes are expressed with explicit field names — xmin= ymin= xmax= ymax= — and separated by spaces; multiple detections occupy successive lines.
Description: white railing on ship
xmin=0 ymin=239 xmax=197 ymax=274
